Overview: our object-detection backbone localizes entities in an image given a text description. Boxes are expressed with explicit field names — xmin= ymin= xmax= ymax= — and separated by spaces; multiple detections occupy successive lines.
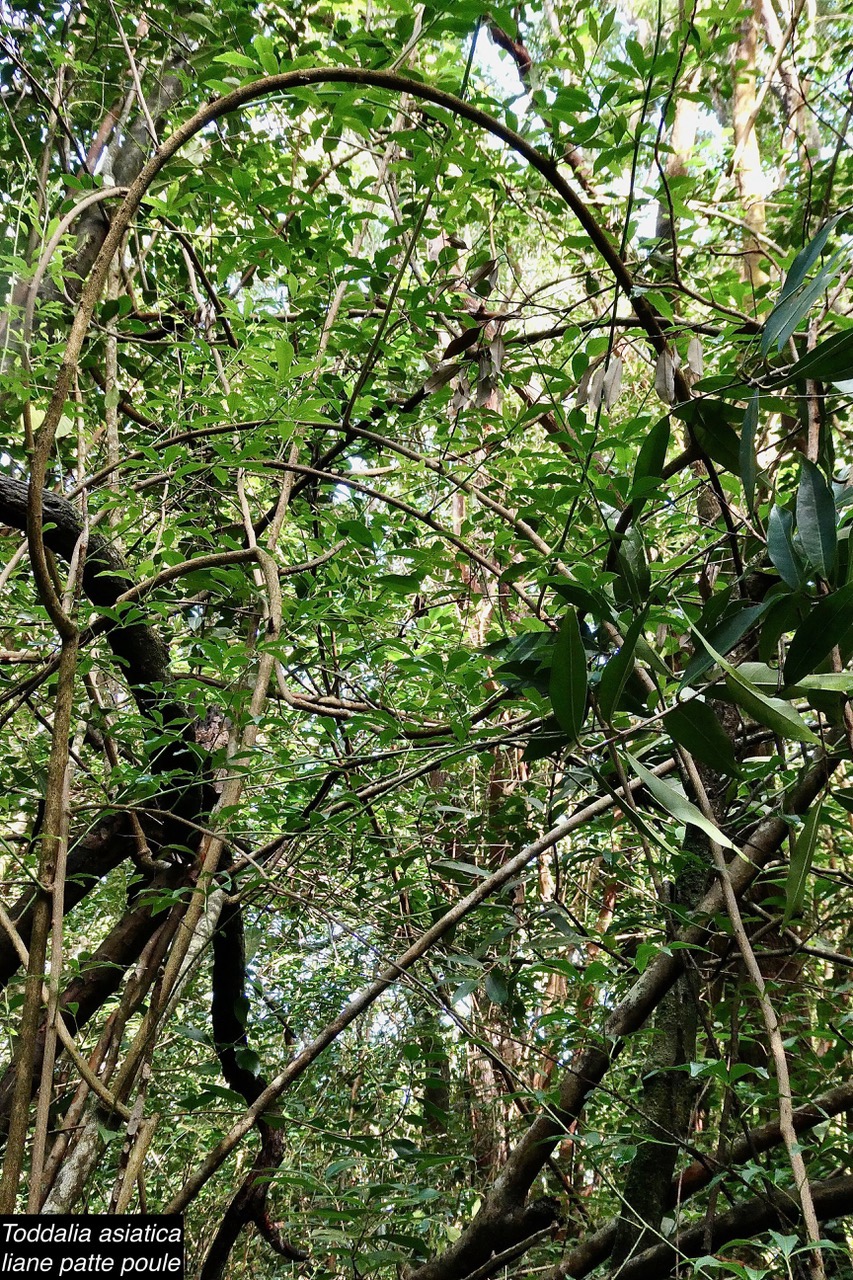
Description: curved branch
xmin=550 ymin=1075 xmax=853 ymax=1278
xmin=602 ymin=1174 xmax=853 ymax=1280
xmin=200 ymin=894 xmax=306 ymax=1278
xmin=0 ymin=477 xmax=171 ymax=719
xmin=32 ymin=63 xmax=684 ymax=549
xmin=0 ymin=475 xmax=216 ymax=843
xmin=406 ymin=744 xmax=839 ymax=1280
xmin=160 ymin=762 xmax=700 ymax=1215
xmin=0 ymin=813 xmax=132 ymax=991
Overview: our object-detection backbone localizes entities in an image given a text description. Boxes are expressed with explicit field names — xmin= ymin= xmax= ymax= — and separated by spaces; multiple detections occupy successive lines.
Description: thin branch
xmin=678 ymin=748 xmax=826 ymax=1280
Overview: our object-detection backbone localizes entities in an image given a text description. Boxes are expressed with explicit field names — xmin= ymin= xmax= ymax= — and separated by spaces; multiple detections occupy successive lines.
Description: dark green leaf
xmin=625 ymin=754 xmax=735 ymax=848
xmin=782 ymin=581 xmax=853 ymax=685
xmin=598 ymin=611 xmax=647 ymax=722
xmin=614 ymin=526 xmax=651 ymax=607
xmin=549 ymin=610 xmax=588 ymax=741
xmin=682 ymin=603 xmax=770 ymax=685
xmin=767 ymin=506 xmax=806 ymax=590
xmin=678 ymin=399 xmax=742 ymax=474
xmin=758 ymin=591 xmax=805 ymax=662
xmin=778 ymin=328 xmax=853 ymax=387
xmin=762 ymin=243 xmax=844 ymax=355
xmin=796 ymin=459 xmax=836 ymax=578
xmin=521 ymin=718 xmax=572 ymax=762
xmin=784 ymin=800 xmax=823 ymax=923
xmin=722 ymin=673 xmax=819 ymax=744
xmin=485 ymin=969 xmax=509 ymax=1005
xmin=689 ymin=627 xmax=819 ymax=743
xmin=832 ymin=789 xmax=853 ymax=813
xmin=663 ymin=699 xmax=740 ymax=776
xmin=630 ymin=417 xmax=670 ymax=511
xmin=778 ymin=216 xmax=842 ymax=302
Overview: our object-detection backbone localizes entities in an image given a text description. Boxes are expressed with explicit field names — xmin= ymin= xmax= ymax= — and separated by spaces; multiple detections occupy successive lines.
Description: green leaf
xmin=832 ymin=789 xmax=853 ymax=813
xmin=782 ymin=581 xmax=853 ymax=685
xmin=740 ymin=391 xmax=759 ymax=513
xmin=762 ymin=238 xmax=845 ymax=355
xmin=663 ymin=699 xmax=740 ymax=776
xmin=235 ymin=1046 xmax=261 ymax=1074
xmin=337 ymin=518 xmax=374 ymax=548
xmin=598 ymin=611 xmax=647 ymax=722
xmin=779 ymin=216 xmax=842 ymax=302
xmin=212 ymin=51 xmax=259 ymax=68
xmin=549 ymin=610 xmax=588 ymax=741
xmin=791 ymin=672 xmax=853 ymax=692
xmin=722 ymin=674 xmax=819 ymax=743
xmin=682 ymin=602 xmax=770 ymax=685
xmin=630 ymin=417 xmax=669 ymax=511
xmin=485 ymin=969 xmax=509 ymax=1005
xmin=625 ymin=753 xmax=735 ymax=849
xmin=779 ymin=328 xmax=853 ymax=387
xmin=784 ymin=800 xmax=823 ymax=924
xmin=251 ymin=34 xmax=279 ymax=75
xmin=796 ymin=459 xmax=836 ymax=578
xmin=767 ymin=506 xmax=807 ymax=590
xmin=681 ymin=399 xmax=742 ymax=474
xmin=689 ymin=626 xmax=819 ymax=744
xmin=614 ymin=526 xmax=651 ymax=606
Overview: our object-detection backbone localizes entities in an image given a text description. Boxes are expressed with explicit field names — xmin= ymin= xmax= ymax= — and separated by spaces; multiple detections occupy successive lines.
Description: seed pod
xmin=576 ymin=363 xmax=593 ymax=407
xmin=654 ymin=350 xmax=677 ymax=405
xmin=687 ymin=336 xmax=704 ymax=378
xmin=425 ymin=363 xmax=461 ymax=393
xmin=588 ymin=365 xmax=606 ymax=411
xmin=602 ymin=356 xmax=623 ymax=409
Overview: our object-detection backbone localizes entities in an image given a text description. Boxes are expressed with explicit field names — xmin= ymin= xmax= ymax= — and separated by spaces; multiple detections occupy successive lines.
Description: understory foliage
xmin=1 ymin=0 xmax=853 ymax=1276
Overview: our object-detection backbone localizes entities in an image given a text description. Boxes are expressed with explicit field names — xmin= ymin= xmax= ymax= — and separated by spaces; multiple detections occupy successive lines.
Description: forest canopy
xmin=1 ymin=0 xmax=853 ymax=1276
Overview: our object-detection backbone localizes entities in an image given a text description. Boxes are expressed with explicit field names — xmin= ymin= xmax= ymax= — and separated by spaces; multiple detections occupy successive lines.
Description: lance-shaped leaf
xmin=682 ymin=602 xmax=770 ymax=685
xmin=625 ymin=753 xmax=736 ymax=849
xmin=689 ymin=625 xmax=820 ymax=744
xmin=762 ymin=219 xmax=844 ymax=355
xmin=485 ymin=968 xmax=509 ymax=1005
xmin=632 ymin=417 xmax=670 ymax=494
xmin=783 ymin=581 xmax=853 ymax=685
xmin=443 ymin=326 xmax=483 ymax=358
xmin=796 ymin=459 xmax=837 ymax=578
xmin=779 ymin=216 xmax=842 ymax=302
xmin=762 ymin=264 xmax=842 ymax=355
xmin=681 ymin=398 xmax=742 ymax=474
xmin=549 ymin=609 xmax=588 ymax=742
xmin=614 ymin=525 xmax=651 ymax=606
xmin=598 ymin=610 xmax=647 ymax=723
xmin=783 ymin=799 xmax=823 ymax=924
xmin=739 ymin=662 xmax=853 ymax=695
xmin=778 ymin=327 xmax=853 ymax=388
xmin=767 ymin=505 xmax=807 ymax=589
xmin=663 ymin=698 xmax=740 ymax=777
xmin=723 ymin=674 xmax=819 ymax=744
